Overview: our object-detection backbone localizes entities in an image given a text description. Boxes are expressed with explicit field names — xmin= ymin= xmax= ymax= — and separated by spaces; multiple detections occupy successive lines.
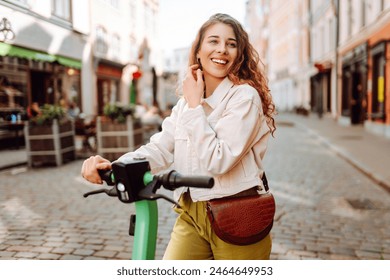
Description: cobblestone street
xmin=0 ymin=114 xmax=389 ymax=260
xmin=265 ymin=121 xmax=390 ymax=260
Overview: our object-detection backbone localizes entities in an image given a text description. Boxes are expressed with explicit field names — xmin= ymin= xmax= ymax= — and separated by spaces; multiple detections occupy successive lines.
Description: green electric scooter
xmin=83 ymin=158 xmax=214 ymax=260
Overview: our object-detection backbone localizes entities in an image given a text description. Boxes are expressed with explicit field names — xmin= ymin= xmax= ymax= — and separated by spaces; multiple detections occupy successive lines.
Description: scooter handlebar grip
xmin=97 ymin=169 xmax=115 ymax=186
xmin=161 ymin=171 xmax=214 ymax=189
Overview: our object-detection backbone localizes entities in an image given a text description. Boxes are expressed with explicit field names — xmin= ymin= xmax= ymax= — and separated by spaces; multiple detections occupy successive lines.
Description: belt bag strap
xmin=262 ymin=172 xmax=269 ymax=192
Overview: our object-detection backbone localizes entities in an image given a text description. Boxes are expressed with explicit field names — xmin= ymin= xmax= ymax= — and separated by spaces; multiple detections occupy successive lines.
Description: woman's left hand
xmin=183 ymin=64 xmax=204 ymax=108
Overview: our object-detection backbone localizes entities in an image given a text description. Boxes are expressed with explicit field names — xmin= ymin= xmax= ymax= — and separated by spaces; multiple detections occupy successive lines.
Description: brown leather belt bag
xmin=206 ymin=174 xmax=276 ymax=246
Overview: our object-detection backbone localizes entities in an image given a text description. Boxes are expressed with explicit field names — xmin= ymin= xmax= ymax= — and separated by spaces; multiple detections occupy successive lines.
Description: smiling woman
xmin=82 ymin=13 xmax=276 ymax=260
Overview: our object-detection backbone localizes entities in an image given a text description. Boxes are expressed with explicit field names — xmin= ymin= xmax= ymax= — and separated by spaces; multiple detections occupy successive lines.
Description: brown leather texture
xmin=206 ymin=193 xmax=275 ymax=246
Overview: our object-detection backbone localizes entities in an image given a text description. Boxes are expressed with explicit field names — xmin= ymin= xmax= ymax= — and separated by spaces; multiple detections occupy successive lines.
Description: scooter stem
xmin=132 ymin=200 xmax=158 ymax=260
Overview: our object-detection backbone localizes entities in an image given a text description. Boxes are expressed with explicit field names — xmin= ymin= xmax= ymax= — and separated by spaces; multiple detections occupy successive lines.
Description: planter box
xmin=96 ymin=116 xmax=144 ymax=161
xmin=24 ymin=119 xmax=76 ymax=167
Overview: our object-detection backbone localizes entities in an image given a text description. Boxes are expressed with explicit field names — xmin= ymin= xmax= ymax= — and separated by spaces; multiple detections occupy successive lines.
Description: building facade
xmin=0 ymin=0 xmax=161 ymax=122
xmin=247 ymin=0 xmax=390 ymax=138
xmin=338 ymin=0 xmax=390 ymax=137
xmin=0 ymin=0 xmax=86 ymax=122
xmin=310 ymin=0 xmax=338 ymax=118
xmin=246 ymin=0 xmax=311 ymax=112
xmin=86 ymin=0 xmax=160 ymax=116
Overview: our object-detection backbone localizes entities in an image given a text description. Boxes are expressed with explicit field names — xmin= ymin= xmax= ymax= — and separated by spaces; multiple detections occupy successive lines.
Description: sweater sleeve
xmin=116 ymin=99 xmax=183 ymax=174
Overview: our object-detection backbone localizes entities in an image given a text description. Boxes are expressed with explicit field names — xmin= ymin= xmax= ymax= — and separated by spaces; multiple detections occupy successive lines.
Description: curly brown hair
xmin=189 ymin=13 xmax=276 ymax=135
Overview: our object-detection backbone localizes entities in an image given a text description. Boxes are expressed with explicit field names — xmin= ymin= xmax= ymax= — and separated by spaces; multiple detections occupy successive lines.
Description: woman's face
xmin=197 ymin=22 xmax=238 ymax=81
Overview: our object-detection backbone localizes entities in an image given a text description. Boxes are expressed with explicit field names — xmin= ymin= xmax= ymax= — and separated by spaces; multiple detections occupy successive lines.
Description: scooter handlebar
xmin=157 ymin=170 xmax=214 ymax=190
xmin=97 ymin=169 xmax=115 ymax=186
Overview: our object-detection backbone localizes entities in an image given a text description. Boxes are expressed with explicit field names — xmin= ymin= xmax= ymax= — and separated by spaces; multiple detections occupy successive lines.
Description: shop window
xmin=97 ymin=78 xmax=119 ymax=115
xmin=371 ymin=53 xmax=386 ymax=120
xmin=110 ymin=80 xmax=119 ymax=103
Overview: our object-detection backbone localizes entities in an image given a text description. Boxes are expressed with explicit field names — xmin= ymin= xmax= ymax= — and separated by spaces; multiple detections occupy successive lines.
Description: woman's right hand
xmin=81 ymin=155 xmax=112 ymax=184
xmin=183 ymin=64 xmax=204 ymax=108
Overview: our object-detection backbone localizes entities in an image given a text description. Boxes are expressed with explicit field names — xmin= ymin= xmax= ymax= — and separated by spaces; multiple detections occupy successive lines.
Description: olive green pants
xmin=163 ymin=192 xmax=272 ymax=260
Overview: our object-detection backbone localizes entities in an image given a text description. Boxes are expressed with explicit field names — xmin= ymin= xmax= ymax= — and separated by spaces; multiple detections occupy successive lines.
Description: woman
xmin=81 ymin=13 xmax=276 ymax=260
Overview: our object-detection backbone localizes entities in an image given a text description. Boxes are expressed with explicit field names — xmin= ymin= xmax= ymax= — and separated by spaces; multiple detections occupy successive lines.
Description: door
xmin=350 ymin=63 xmax=367 ymax=125
xmin=30 ymin=71 xmax=54 ymax=105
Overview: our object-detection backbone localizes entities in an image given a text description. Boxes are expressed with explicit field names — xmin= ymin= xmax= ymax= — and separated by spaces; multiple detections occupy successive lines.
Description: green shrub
xmin=103 ymin=103 xmax=135 ymax=123
xmin=30 ymin=104 xmax=66 ymax=125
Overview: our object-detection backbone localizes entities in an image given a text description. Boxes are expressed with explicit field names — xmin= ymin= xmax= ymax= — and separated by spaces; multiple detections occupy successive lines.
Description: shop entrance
xmin=351 ymin=70 xmax=365 ymax=124
xmin=30 ymin=71 xmax=55 ymax=105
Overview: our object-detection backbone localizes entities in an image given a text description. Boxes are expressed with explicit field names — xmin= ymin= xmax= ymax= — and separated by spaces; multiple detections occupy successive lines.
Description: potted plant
xmin=24 ymin=104 xmax=76 ymax=167
xmin=96 ymin=103 xmax=143 ymax=161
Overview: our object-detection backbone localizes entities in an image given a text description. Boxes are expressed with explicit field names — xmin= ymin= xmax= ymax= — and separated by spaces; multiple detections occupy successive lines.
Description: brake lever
xmin=137 ymin=179 xmax=179 ymax=207
xmin=83 ymin=187 xmax=118 ymax=198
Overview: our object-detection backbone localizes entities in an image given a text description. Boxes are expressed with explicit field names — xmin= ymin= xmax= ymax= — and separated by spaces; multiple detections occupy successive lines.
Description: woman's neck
xmin=204 ymin=76 xmax=225 ymax=98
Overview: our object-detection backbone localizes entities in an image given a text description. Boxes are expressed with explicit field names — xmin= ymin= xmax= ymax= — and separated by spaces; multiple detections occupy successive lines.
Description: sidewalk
xmin=276 ymin=113 xmax=390 ymax=192
xmin=0 ymin=149 xmax=27 ymax=170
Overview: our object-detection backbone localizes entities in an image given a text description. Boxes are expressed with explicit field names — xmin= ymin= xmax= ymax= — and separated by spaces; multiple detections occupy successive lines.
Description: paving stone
xmin=104 ymin=245 xmax=126 ymax=252
xmin=42 ymin=241 xmax=64 ymax=248
xmin=51 ymin=247 xmax=75 ymax=255
xmin=13 ymin=252 xmax=38 ymax=259
xmin=329 ymin=254 xmax=358 ymax=260
xmin=305 ymin=243 xmax=330 ymax=254
xmin=84 ymin=238 xmax=105 ymax=245
xmin=6 ymin=245 xmax=34 ymax=252
xmin=83 ymin=244 xmax=104 ymax=250
xmin=59 ymin=254 xmax=83 ymax=260
xmin=93 ymin=250 xmax=117 ymax=258
xmin=37 ymin=253 xmax=61 ymax=260
xmin=355 ymin=250 xmax=383 ymax=260
xmin=115 ymin=252 xmax=132 ymax=260
xmin=3 ymin=240 xmax=24 ymax=246
xmin=0 ymin=251 xmax=16 ymax=258
xmin=83 ymin=256 xmax=106 ymax=260
xmin=30 ymin=246 xmax=53 ymax=253
xmin=288 ymin=250 xmax=317 ymax=258
xmin=73 ymin=249 xmax=95 ymax=256
xmin=63 ymin=242 xmax=82 ymax=249
xmin=329 ymin=246 xmax=357 ymax=256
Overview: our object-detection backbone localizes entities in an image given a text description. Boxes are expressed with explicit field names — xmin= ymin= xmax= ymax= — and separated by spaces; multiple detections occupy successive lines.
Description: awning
xmin=0 ymin=42 xmax=81 ymax=69
xmin=56 ymin=55 xmax=82 ymax=69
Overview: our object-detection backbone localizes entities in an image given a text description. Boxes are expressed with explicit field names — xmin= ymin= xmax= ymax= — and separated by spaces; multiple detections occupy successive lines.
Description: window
xmin=111 ymin=34 xmax=121 ymax=59
xmin=371 ymin=44 xmax=386 ymax=120
xmin=52 ymin=0 xmax=71 ymax=21
xmin=96 ymin=26 xmax=108 ymax=55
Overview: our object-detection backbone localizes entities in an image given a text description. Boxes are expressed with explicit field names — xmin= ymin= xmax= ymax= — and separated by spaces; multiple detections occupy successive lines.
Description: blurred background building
xmin=246 ymin=0 xmax=390 ymax=138
xmin=0 ymin=0 xmax=161 ymax=122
